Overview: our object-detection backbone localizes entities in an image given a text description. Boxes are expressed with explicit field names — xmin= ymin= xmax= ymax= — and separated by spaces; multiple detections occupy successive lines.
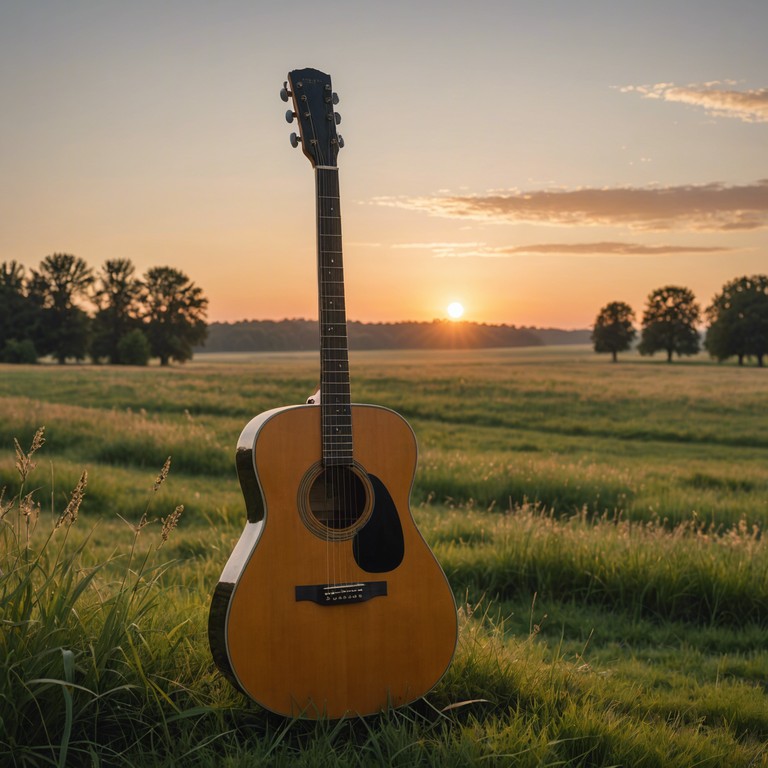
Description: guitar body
xmin=209 ymin=403 xmax=457 ymax=718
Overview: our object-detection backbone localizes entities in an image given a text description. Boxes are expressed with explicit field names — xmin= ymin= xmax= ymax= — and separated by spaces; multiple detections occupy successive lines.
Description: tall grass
xmin=2 ymin=350 xmax=767 ymax=528
xmin=2 ymin=428 xmax=767 ymax=766
xmin=1 ymin=351 xmax=767 ymax=766
xmin=430 ymin=503 xmax=768 ymax=625
xmin=0 ymin=431 xmax=202 ymax=767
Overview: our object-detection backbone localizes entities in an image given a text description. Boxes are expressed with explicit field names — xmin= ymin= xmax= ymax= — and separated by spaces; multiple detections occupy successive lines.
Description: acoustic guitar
xmin=208 ymin=68 xmax=457 ymax=719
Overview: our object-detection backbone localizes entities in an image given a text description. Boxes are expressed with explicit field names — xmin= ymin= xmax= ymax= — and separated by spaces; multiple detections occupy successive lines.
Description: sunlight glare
xmin=447 ymin=302 xmax=464 ymax=320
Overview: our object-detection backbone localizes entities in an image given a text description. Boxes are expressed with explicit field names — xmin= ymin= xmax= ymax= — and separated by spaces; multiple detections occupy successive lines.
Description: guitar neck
xmin=316 ymin=166 xmax=352 ymax=466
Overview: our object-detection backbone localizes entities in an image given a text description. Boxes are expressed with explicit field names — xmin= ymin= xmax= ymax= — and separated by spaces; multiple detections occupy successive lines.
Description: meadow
xmin=1 ymin=346 xmax=767 ymax=766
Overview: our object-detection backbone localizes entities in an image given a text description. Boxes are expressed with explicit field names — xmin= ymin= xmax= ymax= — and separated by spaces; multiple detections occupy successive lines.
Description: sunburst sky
xmin=1 ymin=1 xmax=766 ymax=328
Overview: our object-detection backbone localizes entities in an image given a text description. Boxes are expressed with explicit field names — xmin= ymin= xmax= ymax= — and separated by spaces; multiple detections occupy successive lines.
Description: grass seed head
xmin=13 ymin=427 xmax=46 ymax=483
xmin=56 ymin=470 xmax=87 ymax=529
xmin=159 ymin=504 xmax=184 ymax=547
xmin=153 ymin=456 xmax=172 ymax=492
xmin=20 ymin=491 xmax=40 ymax=525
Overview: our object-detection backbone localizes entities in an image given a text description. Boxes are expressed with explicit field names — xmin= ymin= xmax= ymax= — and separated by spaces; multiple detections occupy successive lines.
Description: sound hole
xmin=299 ymin=462 xmax=373 ymax=540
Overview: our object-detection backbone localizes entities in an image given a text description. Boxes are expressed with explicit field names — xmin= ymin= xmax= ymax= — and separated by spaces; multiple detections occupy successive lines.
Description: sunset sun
xmin=446 ymin=302 xmax=465 ymax=320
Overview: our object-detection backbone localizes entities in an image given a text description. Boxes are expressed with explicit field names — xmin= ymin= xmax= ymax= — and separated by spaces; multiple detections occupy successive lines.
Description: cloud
xmin=373 ymin=180 xmax=768 ymax=231
xmin=620 ymin=81 xmax=768 ymax=123
xmin=395 ymin=241 xmax=735 ymax=258
xmin=495 ymin=242 xmax=733 ymax=256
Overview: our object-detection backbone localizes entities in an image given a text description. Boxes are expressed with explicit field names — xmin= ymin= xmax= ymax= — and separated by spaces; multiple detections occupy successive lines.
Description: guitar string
xmin=322 ymin=165 xmax=351 ymax=589
xmin=332 ymin=167 xmax=345 ymax=589
xmin=306 ymin=102 xmax=334 ymax=590
xmin=320 ymin=165 xmax=340 ymax=588
xmin=312 ymin=109 xmax=354 ymax=590
xmin=324 ymin=167 xmax=337 ymax=589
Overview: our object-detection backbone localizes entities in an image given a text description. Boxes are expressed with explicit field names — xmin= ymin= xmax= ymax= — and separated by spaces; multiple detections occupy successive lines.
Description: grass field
xmin=1 ymin=346 xmax=767 ymax=766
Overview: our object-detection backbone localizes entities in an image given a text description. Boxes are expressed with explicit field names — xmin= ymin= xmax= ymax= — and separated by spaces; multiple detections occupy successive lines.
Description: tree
xmin=0 ymin=261 xmax=26 ymax=329
xmin=1 ymin=338 xmax=38 ymax=364
xmin=116 ymin=328 xmax=151 ymax=366
xmin=91 ymin=259 xmax=144 ymax=363
xmin=638 ymin=286 xmax=701 ymax=363
xmin=141 ymin=266 xmax=208 ymax=365
xmin=591 ymin=301 xmax=636 ymax=362
xmin=705 ymin=274 xmax=768 ymax=367
xmin=29 ymin=253 xmax=94 ymax=363
xmin=0 ymin=261 xmax=41 ymax=360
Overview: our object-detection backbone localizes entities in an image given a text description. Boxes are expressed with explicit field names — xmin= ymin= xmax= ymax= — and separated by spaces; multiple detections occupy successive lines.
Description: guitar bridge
xmin=295 ymin=580 xmax=387 ymax=606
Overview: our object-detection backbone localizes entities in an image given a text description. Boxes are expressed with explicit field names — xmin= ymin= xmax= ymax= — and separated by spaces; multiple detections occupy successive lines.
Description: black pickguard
xmin=353 ymin=474 xmax=405 ymax=573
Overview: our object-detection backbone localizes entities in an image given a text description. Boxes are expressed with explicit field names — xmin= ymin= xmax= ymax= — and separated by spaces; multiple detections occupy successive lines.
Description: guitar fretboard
xmin=316 ymin=167 xmax=352 ymax=466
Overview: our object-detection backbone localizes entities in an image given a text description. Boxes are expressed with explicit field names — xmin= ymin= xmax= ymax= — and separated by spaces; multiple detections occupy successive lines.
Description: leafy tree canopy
xmin=0 ymin=256 xmax=209 ymax=366
xmin=26 ymin=254 xmax=94 ymax=363
xmin=31 ymin=253 xmax=94 ymax=311
xmin=116 ymin=329 xmax=151 ymax=366
xmin=638 ymin=285 xmax=701 ymax=363
xmin=591 ymin=301 xmax=637 ymax=362
xmin=705 ymin=274 xmax=768 ymax=367
xmin=0 ymin=261 xmax=36 ymax=348
xmin=91 ymin=259 xmax=144 ymax=364
xmin=142 ymin=266 xmax=208 ymax=365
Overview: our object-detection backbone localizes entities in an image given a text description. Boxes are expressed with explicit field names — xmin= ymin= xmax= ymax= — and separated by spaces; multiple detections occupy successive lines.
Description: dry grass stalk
xmin=118 ymin=510 xmax=152 ymax=535
xmin=14 ymin=427 xmax=46 ymax=483
xmin=0 ymin=487 xmax=12 ymax=521
xmin=159 ymin=505 xmax=184 ymax=547
xmin=153 ymin=456 xmax=172 ymax=492
xmin=56 ymin=470 xmax=88 ymax=529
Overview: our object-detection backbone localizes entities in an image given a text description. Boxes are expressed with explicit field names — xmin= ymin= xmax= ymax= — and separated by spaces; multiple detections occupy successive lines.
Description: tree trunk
xmin=612 ymin=350 xmax=617 ymax=363
xmin=666 ymin=348 xmax=673 ymax=363
xmin=738 ymin=354 xmax=744 ymax=366
xmin=758 ymin=354 xmax=764 ymax=368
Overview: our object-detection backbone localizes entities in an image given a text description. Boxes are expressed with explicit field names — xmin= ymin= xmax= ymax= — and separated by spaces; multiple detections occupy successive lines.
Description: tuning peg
xmin=289 ymin=132 xmax=301 ymax=148
xmin=334 ymin=112 xmax=341 ymax=125
xmin=285 ymin=109 xmax=295 ymax=124
xmin=280 ymin=82 xmax=291 ymax=102
xmin=332 ymin=92 xmax=339 ymax=105
xmin=337 ymin=135 xmax=345 ymax=148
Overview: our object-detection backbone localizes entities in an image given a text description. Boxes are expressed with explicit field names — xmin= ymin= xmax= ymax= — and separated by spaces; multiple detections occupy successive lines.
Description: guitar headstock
xmin=281 ymin=68 xmax=344 ymax=167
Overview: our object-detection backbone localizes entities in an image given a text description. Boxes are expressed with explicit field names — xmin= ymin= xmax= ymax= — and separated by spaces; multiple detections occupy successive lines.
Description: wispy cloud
xmin=394 ymin=241 xmax=735 ymax=258
xmin=374 ymin=180 xmax=768 ymax=231
xmin=495 ymin=242 xmax=733 ymax=256
xmin=392 ymin=241 xmax=486 ymax=257
xmin=619 ymin=81 xmax=768 ymax=123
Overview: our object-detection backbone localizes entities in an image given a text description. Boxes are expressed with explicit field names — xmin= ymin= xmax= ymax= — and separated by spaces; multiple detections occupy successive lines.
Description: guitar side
xmin=208 ymin=403 xmax=458 ymax=718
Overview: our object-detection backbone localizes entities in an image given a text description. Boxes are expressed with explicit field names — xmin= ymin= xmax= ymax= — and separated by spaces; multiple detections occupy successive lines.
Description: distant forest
xmin=198 ymin=319 xmax=591 ymax=353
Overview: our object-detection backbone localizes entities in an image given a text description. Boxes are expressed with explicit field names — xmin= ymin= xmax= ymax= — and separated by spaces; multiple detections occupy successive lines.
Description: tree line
xmin=591 ymin=275 xmax=768 ymax=366
xmin=0 ymin=254 xmax=208 ymax=365
xmin=201 ymin=319 xmax=592 ymax=353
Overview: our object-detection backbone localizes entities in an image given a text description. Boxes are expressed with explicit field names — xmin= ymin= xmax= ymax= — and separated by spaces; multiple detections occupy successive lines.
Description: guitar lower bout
xmin=208 ymin=403 xmax=458 ymax=719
